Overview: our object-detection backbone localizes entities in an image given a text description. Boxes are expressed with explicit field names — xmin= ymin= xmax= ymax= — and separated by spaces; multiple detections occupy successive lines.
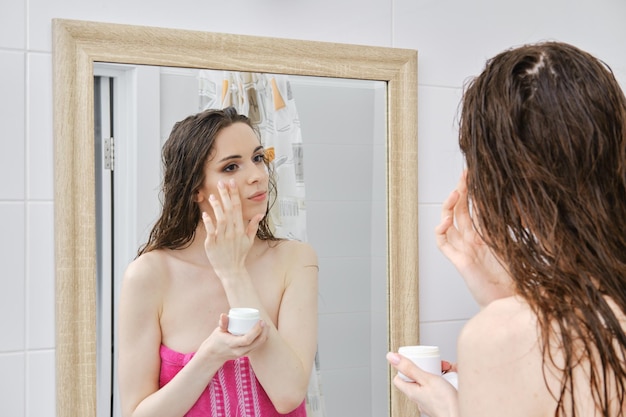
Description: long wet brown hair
xmin=459 ymin=42 xmax=626 ymax=416
xmin=138 ymin=107 xmax=278 ymax=256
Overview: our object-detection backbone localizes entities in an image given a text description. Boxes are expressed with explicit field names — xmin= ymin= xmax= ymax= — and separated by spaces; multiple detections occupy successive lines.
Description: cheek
xmin=197 ymin=178 xmax=219 ymax=200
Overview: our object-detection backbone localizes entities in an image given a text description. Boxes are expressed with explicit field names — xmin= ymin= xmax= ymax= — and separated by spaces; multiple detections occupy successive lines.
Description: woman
xmin=388 ymin=42 xmax=626 ymax=416
xmin=118 ymin=107 xmax=319 ymax=417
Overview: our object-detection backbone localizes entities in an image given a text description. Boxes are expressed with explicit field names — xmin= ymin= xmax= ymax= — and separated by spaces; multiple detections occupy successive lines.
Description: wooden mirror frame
xmin=52 ymin=18 xmax=419 ymax=417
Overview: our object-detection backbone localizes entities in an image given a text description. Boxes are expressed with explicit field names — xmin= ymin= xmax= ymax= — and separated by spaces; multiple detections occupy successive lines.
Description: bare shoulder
xmin=121 ymin=250 xmax=170 ymax=299
xmin=273 ymin=239 xmax=318 ymax=269
xmin=459 ymin=296 xmax=540 ymax=373
xmin=268 ymin=240 xmax=318 ymax=292
xmin=457 ymin=296 xmax=554 ymax=416
xmin=460 ymin=296 xmax=536 ymax=349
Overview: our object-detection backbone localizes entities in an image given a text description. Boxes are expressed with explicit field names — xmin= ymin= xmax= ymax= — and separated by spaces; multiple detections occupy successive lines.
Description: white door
xmin=94 ymin=63 xmax=163 ymax=417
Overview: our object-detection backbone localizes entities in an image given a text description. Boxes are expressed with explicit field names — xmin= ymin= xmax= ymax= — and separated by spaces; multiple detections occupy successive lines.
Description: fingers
xmin=208 ymin=182 xmax=230 ymax=236
xmin=202 ymin=211 xmax=216 ymax=243
xmin=207 ymin=193 xmax=227 ymax=236
xmin=386 ymin=352 xmax=430 ymax=386
xmin=203 ymin=318 xmax=268 ymax=363
xmin=202 ymin=181 xmax=238 ymax=237
xmin=217 ymin=180 xmax=244 ymax=233
xmin=229 ymin=320 xmax=268 ymax=354
xmin=441 ymin=360 xmax=458 ymax=373
xmin=209 ymin=180 xmax=261 ymax=240
xmin=453 ymin=171 xmax=471 ymax=231
xmin=205 ymin=180 xmax=247 ymax=236
xmin=435 ymin=190 xmax=459 ymax=251
xmin=245 ymin=319 xmax=267 ymax=340
xmin=218 ymin=313 xmax=229 ymax=331
xmin=440 ymin=188 xmax=460 ymax=223
xmin=435 ymin=171 xmax=471 ymax=252
xmin=246 ymin=214 xmax=264 ymax=240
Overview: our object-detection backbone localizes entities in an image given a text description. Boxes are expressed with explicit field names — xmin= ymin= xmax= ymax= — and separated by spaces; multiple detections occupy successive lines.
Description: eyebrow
xmin=217 ymin=145 xmax=264 ymax=163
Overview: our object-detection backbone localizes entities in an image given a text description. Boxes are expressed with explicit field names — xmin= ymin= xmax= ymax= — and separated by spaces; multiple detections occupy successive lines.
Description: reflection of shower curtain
xmin=198 ymin=70 xmax=326 ymax=417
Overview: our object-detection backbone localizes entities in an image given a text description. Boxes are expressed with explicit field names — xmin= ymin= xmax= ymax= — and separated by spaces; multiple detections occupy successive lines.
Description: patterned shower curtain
xmin=198 ymin=70 xmax=326 ymax=417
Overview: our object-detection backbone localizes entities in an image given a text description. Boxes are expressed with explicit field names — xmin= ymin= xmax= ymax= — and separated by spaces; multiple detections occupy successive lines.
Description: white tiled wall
xmin=293 ymin=78 xmax=388 ymax=417
xmin=2 ymin=0 xmax=625 ymax=416
xmin=1 ymin=52 xmax=25 ymax=200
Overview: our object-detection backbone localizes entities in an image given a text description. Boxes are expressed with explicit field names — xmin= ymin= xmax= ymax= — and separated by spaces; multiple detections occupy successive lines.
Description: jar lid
xmin=398 ymin=345 xmax=440 ymax=357
xmin=228 ymin=307 xmax=260 ymax=319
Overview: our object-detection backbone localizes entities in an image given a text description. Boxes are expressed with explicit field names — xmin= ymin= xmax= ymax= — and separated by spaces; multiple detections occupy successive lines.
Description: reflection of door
xmin=94 ymin=74 xmax=115 ymax=417
xmin=95 ymin=62 xmax=193 ymax=416
xmin=94 ymin=64 xmax=164 ymax=417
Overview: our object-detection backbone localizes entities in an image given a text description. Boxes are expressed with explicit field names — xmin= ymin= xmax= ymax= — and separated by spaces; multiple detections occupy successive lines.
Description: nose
xmin=247 ymin=163 xmax=268 ymax=184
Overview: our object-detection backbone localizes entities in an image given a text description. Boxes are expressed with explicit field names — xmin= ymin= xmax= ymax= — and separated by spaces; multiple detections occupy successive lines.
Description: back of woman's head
xmin=460 ymin=41 xmax=626 ymax=282
xmin=460 ymin=41 xmax=626 ymax=415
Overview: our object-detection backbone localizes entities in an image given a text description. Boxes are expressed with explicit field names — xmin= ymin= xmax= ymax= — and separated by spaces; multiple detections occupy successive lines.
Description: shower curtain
xmin=198 ymin=70 xmax=326 ymax=417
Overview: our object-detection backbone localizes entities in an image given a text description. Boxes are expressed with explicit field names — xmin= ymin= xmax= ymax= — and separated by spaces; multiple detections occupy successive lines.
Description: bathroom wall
xmin=1 ymin=0 xmax=625 ymax=415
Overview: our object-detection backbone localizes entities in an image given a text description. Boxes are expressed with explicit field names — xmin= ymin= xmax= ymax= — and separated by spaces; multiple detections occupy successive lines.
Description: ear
xmin=193 ymin=189 xmax=204 ymax=203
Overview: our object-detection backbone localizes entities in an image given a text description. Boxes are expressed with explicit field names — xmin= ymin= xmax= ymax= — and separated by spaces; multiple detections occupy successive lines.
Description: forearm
xmin=248 ymin=326 xmax=313 ymax=412
xmin=220 ymin=272 xmax=314 ymax=412
xmin=126 ymin=355 xmax=221 ymax=417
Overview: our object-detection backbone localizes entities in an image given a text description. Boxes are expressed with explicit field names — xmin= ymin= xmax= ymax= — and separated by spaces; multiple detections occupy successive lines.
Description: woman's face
xmin=196 ymin=122 xmax=269 ymax=222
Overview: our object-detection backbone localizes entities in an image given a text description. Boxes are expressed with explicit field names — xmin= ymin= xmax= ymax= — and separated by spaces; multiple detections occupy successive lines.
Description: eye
xmin=223 ymin=163 xmax=238 ymax=172
xmin=254 ymin=153 xmax=266 ymax=164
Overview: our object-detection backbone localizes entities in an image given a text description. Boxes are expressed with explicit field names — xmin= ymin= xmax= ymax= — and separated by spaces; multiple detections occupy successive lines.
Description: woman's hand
xmin=435 ymin=171 xmax=514 ymax=308
xmin=197 ymin=313 xmax=269 ymax=364
xmin=441 ymin=360 xmax=457 ymax=374
xmin=200 ymin=180 xmax=263 ymax=277
xmin=387 ymin=352 xmax=459 ymax=417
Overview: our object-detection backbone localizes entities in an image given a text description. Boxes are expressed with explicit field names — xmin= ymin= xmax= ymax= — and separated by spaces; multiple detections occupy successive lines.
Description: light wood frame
xmin=52 ymin=18 xmax=419 ymax=417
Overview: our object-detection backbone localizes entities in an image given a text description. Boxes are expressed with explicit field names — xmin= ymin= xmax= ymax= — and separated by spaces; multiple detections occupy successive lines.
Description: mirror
xmin=53 ymin=19 xmax=418 ymax=417
xmin=94 ymin=65 xmax=388 ymax=417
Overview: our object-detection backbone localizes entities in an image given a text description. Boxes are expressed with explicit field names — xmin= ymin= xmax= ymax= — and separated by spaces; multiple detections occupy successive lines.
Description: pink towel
xmin=160 ymin=345 xmax=306 ymax=417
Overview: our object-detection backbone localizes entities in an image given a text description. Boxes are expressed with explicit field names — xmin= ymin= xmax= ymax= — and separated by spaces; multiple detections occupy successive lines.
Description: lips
xmin=248 ymin=191 xmax=267 ymax=202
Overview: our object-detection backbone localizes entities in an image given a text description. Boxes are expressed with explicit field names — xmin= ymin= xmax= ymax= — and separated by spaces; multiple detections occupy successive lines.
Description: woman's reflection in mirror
xmin=118 ymin=107 xmax=319 ymax=417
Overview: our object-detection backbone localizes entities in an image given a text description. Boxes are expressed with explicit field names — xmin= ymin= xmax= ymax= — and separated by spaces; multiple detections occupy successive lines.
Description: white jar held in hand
xmin=227 ymin=308 xmax=260 ymax=336
xmin=397 ymin=345 xmax=459 ymax=390
xmin=397 ymin=345 xmax=441 ymax=382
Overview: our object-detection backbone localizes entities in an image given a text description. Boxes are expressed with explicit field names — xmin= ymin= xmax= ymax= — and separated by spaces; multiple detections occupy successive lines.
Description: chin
xmin=244 ymin=209 xmax=268 ymax=223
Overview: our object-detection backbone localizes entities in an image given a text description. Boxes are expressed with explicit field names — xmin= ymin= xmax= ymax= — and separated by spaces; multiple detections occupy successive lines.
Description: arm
xmin=435 ymin=171 xmax=515 ymax=308
xmin=118 ymin=255 xmax=215 ymax=417
xmin=201 ymin=181 xmax=318 ymax=413
xmin=209 ymin=241 xmax=318 ymax=413
xmin=244 ymin=242 xmax=318 ymax=412
xmin=117 ymin=255 xmax=269 ymax=417
xmin=386 ymin=297 xmax=551 ymax=417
